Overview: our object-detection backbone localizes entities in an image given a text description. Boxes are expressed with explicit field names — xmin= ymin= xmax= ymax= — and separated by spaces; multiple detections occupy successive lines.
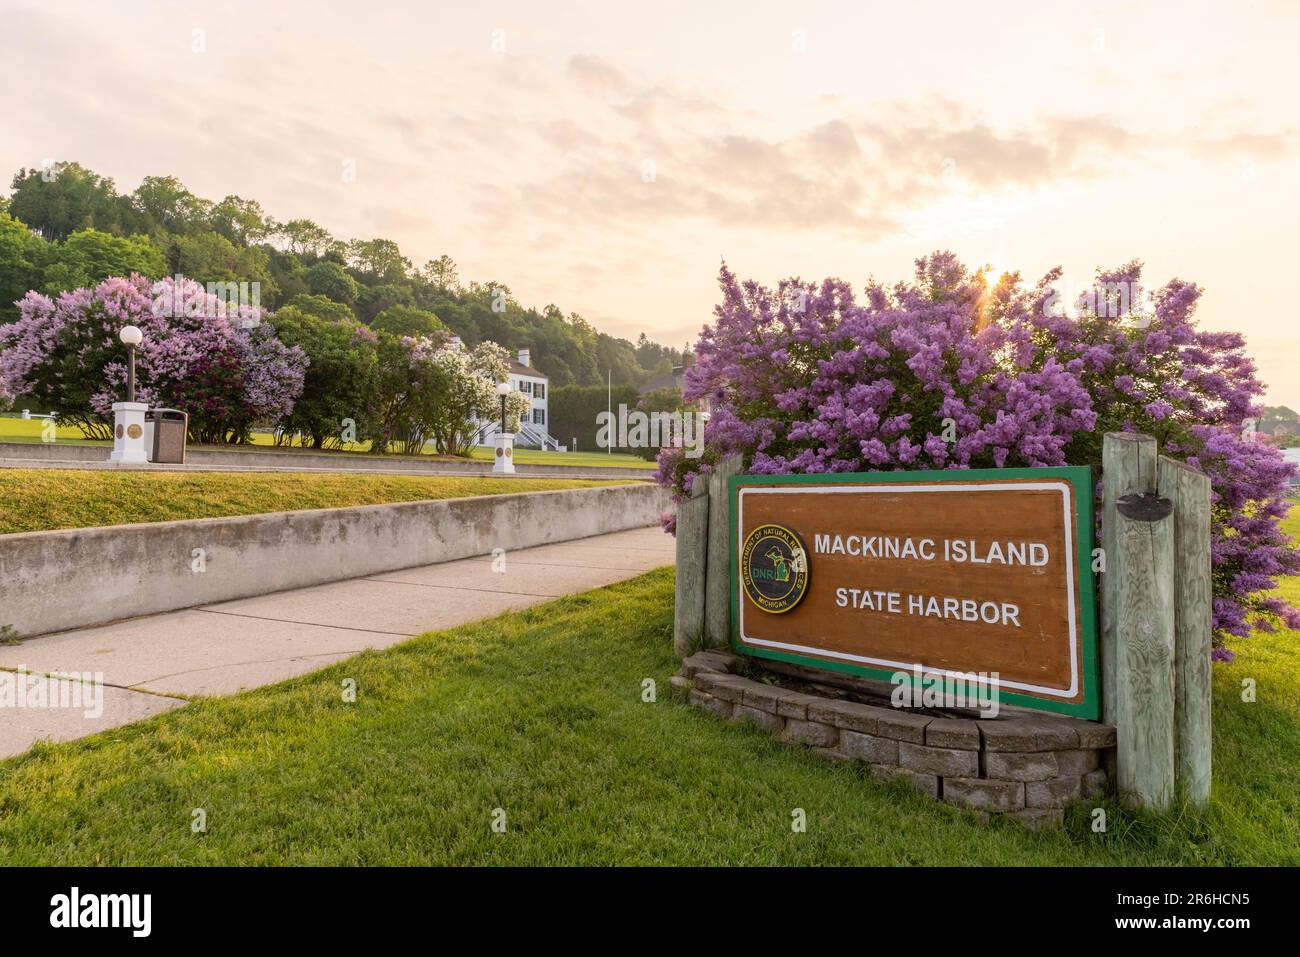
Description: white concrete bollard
xmin=493 ymin=432 xmax=516 ymax=474
xmin=109 ymin=401 xmax=150 ymax=465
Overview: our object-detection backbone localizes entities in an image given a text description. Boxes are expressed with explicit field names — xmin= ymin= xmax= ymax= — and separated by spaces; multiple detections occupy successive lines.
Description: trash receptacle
xmin=148 ymin=408 xmax=189 ymax=464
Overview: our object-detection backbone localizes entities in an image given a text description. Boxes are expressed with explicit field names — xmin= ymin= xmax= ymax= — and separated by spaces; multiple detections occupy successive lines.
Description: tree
xmin=346 ymin=238 xmax=411 ymax=283
xmin=367 ymin=335 xmax=524 ymax=456
xmin=356 ymin=282 xmax=414 ymax=324
xmin=264 ymin=248 xmax=309 ymax=306
xmin=39 ymin=228 xmax=167 ymax=295
xmin=8 ymin=163 xmax=122 ymax=241
xmin=0 ymin=213 xmax=49 ymax=317
xmin=549 ymin=383 xmax=641 ymax=453
xmin=171 ymin=232 xmax=276 ymax=301
xmin=275 ymin=218 xmax=334 ymax=257
xmin=415 ymin=340 xmax=527 ymax=455
xmin=371 ymin=305 xmax=447 ymax=339
xmin=132 ymin=175 xmax=212 ymax=235
xmin=306 ymin=260 xmax=358 ymax=304
xmin=420 ymin=255 xmax=460 ymax=292
xmin=663 ymin=254 xmax=1300 ymax=657
xmin=284 ymin=293 xmax=356 ymax=324
xmin=209 ymin=195 xmax=272 ymax=245
xmin=0 ymin=275 xmax=306 ymax=442
xmin=595 ymin=333 xmax=644 ymax=386
xmin=269 ymin=306 xmax=378 ymax=448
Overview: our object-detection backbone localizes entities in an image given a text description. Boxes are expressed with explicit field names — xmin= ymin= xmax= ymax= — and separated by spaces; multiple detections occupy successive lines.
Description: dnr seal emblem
xmin=741 ymin=524 xmax=810 ymax=614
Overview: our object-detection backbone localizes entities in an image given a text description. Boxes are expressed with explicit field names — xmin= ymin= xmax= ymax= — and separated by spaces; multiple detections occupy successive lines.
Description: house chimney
xmin=518 ymin=348 xmax=531 ymax=368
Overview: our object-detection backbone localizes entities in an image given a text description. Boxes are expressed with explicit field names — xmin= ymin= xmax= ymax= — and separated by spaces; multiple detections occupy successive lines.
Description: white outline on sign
xmin=737 ymin=481 xmax=1079 ymax=699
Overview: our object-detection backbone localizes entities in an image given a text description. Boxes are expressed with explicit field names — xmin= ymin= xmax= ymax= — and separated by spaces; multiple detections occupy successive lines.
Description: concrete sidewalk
xmin=0 ymin=525 xmax=674 ymax=758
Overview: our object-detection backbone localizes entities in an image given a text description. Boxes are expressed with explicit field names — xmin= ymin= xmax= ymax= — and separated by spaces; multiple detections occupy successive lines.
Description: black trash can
xmin=148 ymin=408 xmax=189 ymax=464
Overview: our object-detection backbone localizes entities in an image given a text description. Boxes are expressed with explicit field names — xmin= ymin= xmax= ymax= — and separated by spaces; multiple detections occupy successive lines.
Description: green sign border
xmin=728 ymin=466 xmax=1099 ymax=720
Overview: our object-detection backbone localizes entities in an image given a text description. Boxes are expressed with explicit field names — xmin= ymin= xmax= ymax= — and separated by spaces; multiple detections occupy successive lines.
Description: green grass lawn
xmin=1 ymin=554 xmax=1297 ymax=863
xmin=0 ymin=416 xmax=656 ymax=469
xmin=0 ymin=469 xmax=630 ymax=535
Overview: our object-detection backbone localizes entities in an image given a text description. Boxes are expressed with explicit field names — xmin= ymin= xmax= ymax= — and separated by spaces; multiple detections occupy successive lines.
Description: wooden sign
xmin=730 ymin=467 xmax=1098 ymax=718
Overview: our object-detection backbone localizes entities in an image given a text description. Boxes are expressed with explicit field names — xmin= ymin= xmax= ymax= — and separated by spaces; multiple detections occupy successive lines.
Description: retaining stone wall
xmin=674 ymin=650 xmax=1115 ymax=828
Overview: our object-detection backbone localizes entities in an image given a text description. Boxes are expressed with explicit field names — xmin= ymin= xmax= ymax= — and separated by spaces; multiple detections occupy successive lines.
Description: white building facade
xmin=476 ymin=348 xmax=565 ymax=451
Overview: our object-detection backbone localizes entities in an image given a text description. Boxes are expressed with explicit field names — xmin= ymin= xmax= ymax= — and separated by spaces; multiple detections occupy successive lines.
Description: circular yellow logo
xmin=741 ymin=523 xmax=810 ymax=614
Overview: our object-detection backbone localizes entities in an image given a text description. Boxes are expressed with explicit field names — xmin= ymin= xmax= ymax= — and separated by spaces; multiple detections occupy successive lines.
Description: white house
xmin=1284 ymin=447 xmax=1300 ymax=488
xmin=476 ymin=348 xmax=565 ymax=451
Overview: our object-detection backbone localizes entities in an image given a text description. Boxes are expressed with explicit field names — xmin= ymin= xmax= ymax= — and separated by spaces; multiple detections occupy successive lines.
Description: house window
xmin=533 ymin=409 xmax=546 ymax=425
xmin=534 ymin=383 xmax=545 ymax=400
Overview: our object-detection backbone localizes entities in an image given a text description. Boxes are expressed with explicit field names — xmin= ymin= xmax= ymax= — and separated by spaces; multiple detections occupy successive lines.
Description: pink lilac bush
xmin=0 ymin=274 xmax=306 ymax=442
xmin=659 ymin=252 xmax=1298 ymax=654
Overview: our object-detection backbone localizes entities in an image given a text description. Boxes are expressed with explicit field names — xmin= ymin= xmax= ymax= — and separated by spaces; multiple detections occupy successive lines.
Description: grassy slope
xmin=1 ymin=545 xmax=1297 ymax=863
xmin=0 ymin=417 xmax=656 ymax=469
xmin=0 ymin=470 xmax=628 ymax=535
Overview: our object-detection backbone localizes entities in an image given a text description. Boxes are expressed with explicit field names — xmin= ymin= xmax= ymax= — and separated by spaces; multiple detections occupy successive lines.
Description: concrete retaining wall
xmin=0 ymin=441 xmax=652 ymax=480
xmin=0 ymin=483 xmax=670 ymax=638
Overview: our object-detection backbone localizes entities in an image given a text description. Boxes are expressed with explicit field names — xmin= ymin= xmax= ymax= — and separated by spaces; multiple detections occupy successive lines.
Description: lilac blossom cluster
xmin=0 ymin=274 xmax=306 ymax=443
xmin=658 ymin=253 xmax=1299 ymax=654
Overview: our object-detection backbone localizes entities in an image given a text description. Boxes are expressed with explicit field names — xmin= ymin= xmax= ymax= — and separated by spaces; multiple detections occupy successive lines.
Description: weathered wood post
xmin=705 ymin=454 xmax=744 ymax=648
xmin=1159 ymin=456 xmax=1213 ymax=807
xmin=673 ymin=476 xmax=710 ymax=657
xmin=1114 ymin=490 xmax=1177 ymax=809
xmin=1101 ymin=432 xmax=1158 ymax=730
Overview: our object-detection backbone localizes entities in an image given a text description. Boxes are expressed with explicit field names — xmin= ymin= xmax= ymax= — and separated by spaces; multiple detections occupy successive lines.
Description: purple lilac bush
xmin=657 ymin=252 xmax=1299 ymax=655
xmin=0 ymin=274 xmax=306 ymax=443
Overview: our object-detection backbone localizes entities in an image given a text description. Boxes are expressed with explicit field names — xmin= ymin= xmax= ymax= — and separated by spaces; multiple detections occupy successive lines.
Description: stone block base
xmin=679 ymin=651 xmax=1116 ymax=828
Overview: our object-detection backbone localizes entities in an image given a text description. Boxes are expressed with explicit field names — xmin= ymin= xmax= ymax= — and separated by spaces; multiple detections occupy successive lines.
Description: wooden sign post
xmin=729 ymin=467 xmax=1099 ymax=718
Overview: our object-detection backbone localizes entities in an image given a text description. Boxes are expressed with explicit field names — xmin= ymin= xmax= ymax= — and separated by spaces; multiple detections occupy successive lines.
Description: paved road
xmin=0 ymin=526 xmax=674 ymax=758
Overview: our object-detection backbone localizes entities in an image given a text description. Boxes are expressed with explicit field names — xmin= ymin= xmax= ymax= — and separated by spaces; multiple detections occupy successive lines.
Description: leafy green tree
xmin=39 ymin=228 xmax=167 ymax=295
xmin=209 ymin=195 xmax=271 ymax=245
xmin=306 ymin=260 xmax=358 ymax=304
xmin=420 ymin=255 xmax=460 ymax=292
xmin=171 ymin=232 xmax=275 ymax=298
xmin=371 ymin=305 xmax=446 ymax=339
xmin=356 ymin=282 xmax=414 ymax=323
xmin=132 ymin=175 xmax=212 ymax=235
xmin=549 ymin=383 xmax=641 ymax=453
xmin=275 ymin=218 xmax=335 ymax=257
xmin=283 ymin=294 xmax=356 ymax=324
xmin=269 ymin=306 xmax=378 ymax=448
xmin=0 ymin=213 xmax=50 ymax=316
xmin=8 ymin=163 xmax=123 ymax=240
xmin=265 ymin=248 xmax=309 ymax=306
xmin=346 ymin=238 xmax=411 ymax=283
xmin=595 ymin=333 xmax=645 ymax=386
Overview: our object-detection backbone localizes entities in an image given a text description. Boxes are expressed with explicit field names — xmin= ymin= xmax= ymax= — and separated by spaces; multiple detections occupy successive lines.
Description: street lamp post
xmin=109 ymin=325 xmax=149 ymax=466
xmin=493 ymin=381 xmax=515 ymax=475
xmin=120 ymin=325 xmax=142 ymax=403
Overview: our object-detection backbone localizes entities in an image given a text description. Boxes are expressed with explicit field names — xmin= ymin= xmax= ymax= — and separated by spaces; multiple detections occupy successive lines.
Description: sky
xmin=2 ymin=0 xmax=1298 ymax=405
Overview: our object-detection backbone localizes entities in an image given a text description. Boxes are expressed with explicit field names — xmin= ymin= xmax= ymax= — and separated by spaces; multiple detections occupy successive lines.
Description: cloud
xmin=567 ymin=54 xmax=630 ymax=93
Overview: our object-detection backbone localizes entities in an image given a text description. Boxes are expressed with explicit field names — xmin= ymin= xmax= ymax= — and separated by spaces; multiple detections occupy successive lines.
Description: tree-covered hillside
xmin=0 ymin=162 xmax=683 ymax=387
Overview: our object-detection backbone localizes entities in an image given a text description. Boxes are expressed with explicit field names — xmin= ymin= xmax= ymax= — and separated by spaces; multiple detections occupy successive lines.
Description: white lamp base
xmin=109 ymin=402 xmax=150 ymax=465
xmin=493 ymin=432 xmax=516 ymax=474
